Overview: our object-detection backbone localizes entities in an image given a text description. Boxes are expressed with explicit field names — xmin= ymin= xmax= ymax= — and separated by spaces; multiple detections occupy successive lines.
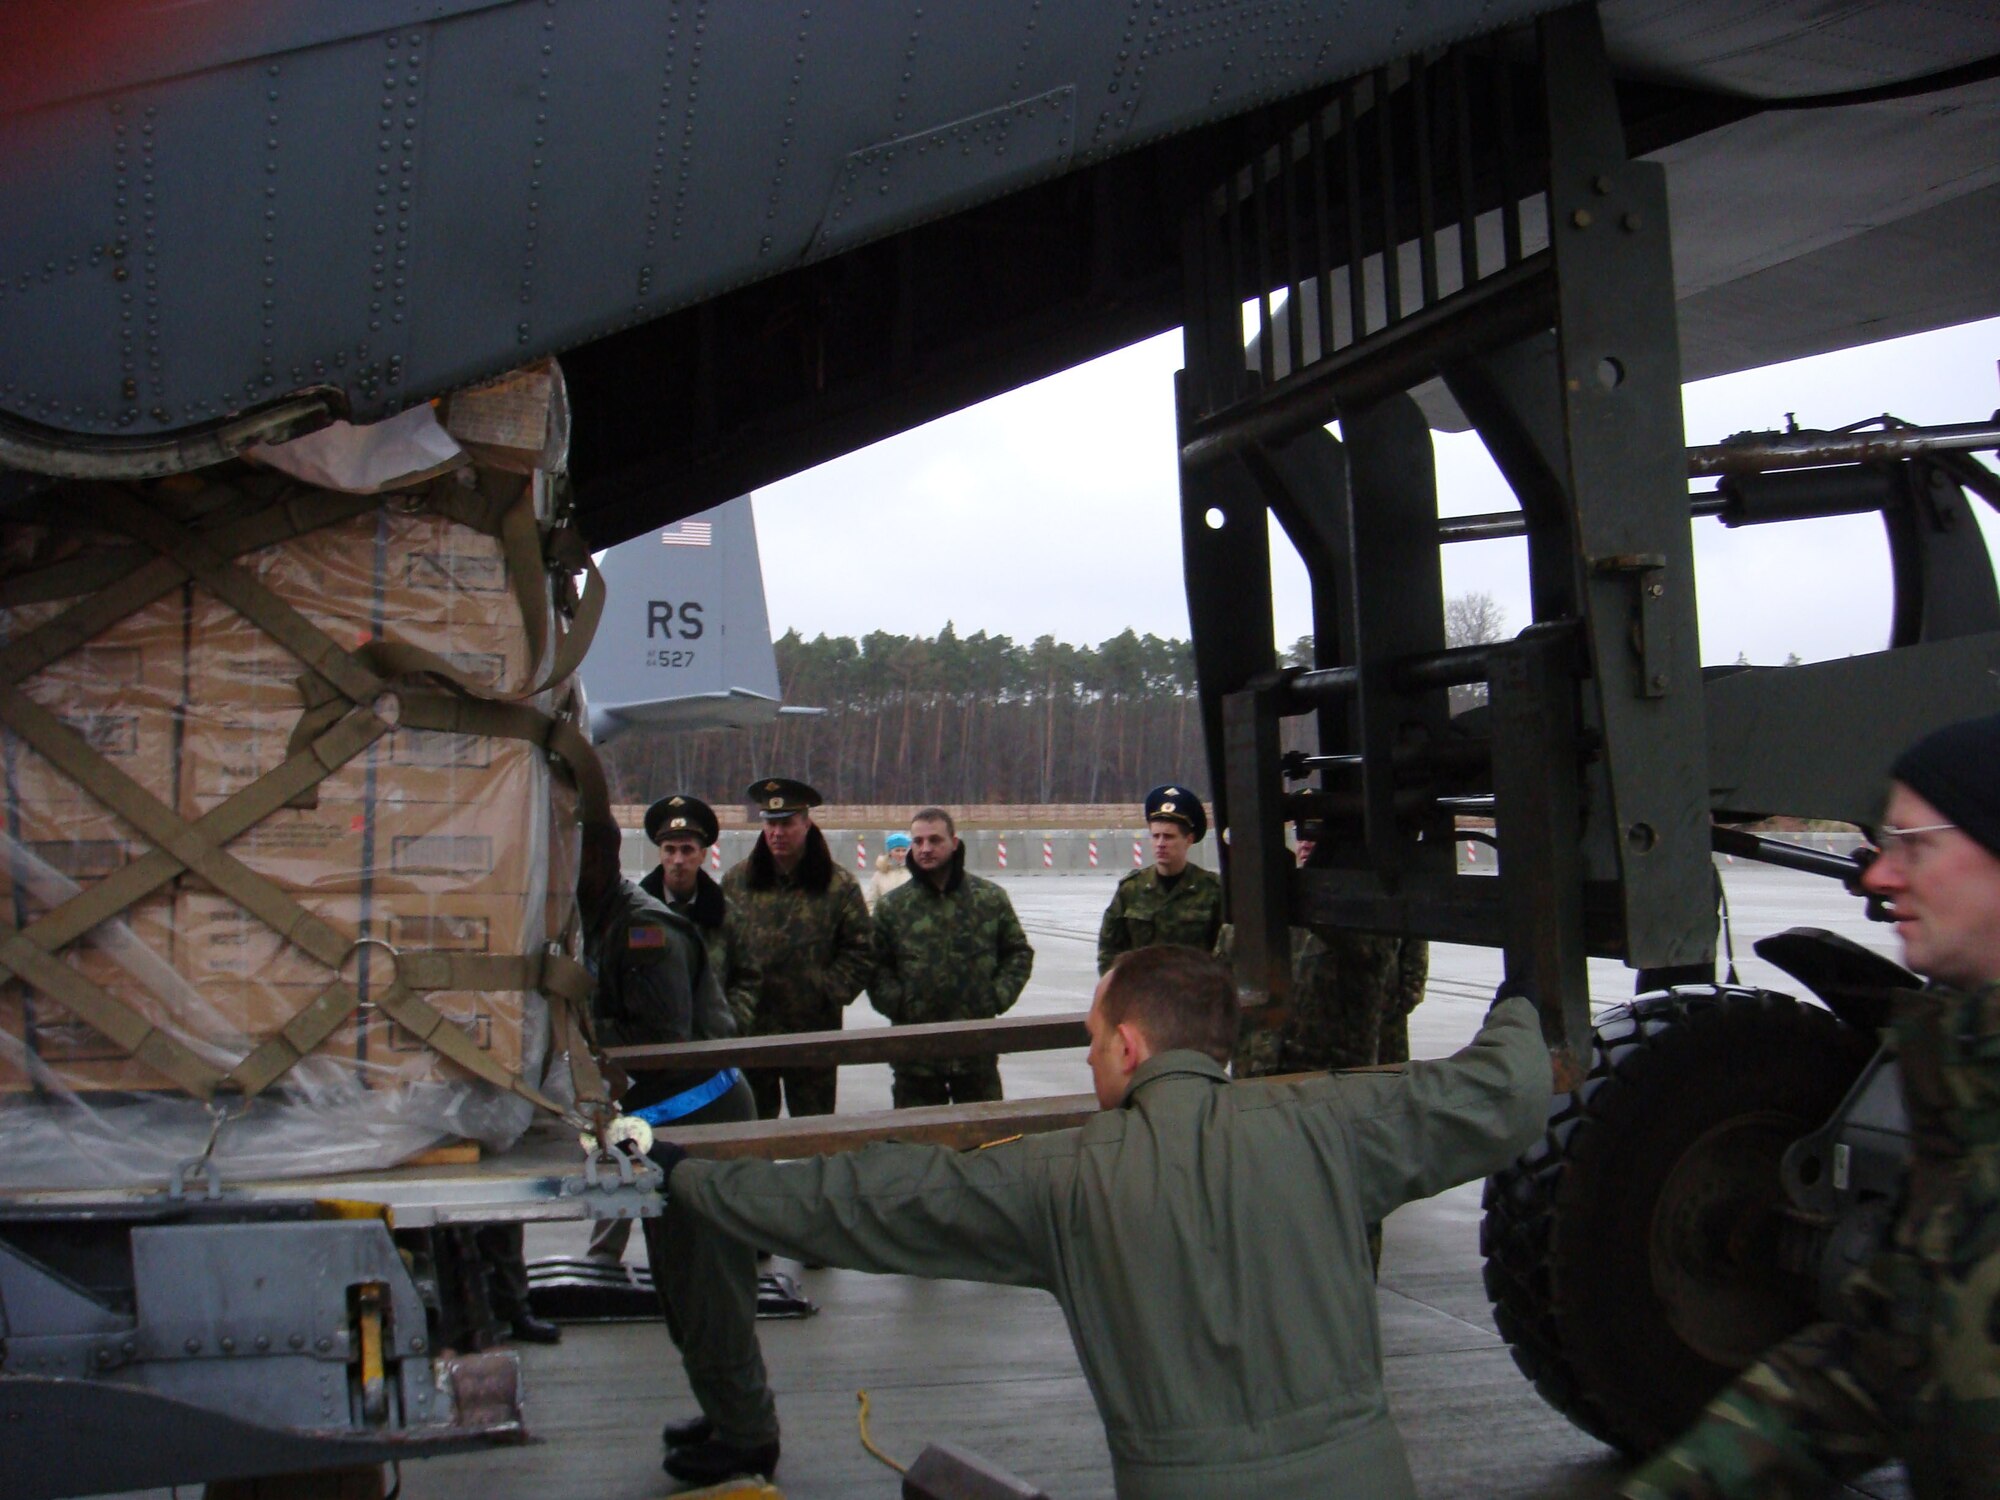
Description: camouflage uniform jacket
xmin=673 ymin=997 xmax=1551 ymax=1500
xmin=1226 ymin=925 xmax=1409 ymax=1076
xmin=1097 ymin=863 xmax=1224 ymax=975
xmin=641 ymin=863 xmax=761 ymax=1034
xmin=583 ymin=877 xmax=734 ymax=1112
xmin=1857 ymin=978 xmax=2000 ymax=1405
xmin=870 ymin=847 xmax=1034 ymax=1077
xmin=721 ymin=857 xmax=873 ymax=1036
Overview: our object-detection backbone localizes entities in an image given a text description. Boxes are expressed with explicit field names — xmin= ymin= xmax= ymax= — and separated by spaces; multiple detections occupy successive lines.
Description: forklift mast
xmin=1172 ymin=7 xmax=1999 ymax=1085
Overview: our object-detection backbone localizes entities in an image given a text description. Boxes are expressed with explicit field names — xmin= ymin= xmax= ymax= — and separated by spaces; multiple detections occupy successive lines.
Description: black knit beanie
xmin=1890 ymin=711 xmax=2000 ymax=858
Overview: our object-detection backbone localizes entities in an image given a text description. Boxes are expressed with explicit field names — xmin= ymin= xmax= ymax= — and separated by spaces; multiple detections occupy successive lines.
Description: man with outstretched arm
xmin=651 ymin=944 xmax=1550 ymax=1498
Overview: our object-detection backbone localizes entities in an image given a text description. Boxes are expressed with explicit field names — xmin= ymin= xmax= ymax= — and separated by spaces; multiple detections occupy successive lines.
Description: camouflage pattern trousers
xmin=1619 ymin=1319 xmax=2000 ymax=1500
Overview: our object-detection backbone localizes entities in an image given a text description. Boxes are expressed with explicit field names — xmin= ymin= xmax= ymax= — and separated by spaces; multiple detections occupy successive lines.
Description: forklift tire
xmin=1479 ymin=986 xmax=1875 ymax=1456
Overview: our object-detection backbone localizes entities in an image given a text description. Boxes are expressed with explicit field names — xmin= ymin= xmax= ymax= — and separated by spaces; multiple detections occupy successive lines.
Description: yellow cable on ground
xmin=672 ymin=1479 xmax=783 ymax=1499
xmin=855 ymin=1390 xmax=909 ymax=1475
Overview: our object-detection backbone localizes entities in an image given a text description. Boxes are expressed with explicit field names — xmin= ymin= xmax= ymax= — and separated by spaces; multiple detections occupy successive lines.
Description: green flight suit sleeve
xmin=868 ymin=898 xmax=907 ymax=1022
xmin=594 ymin=916 xmax=697 ymax=1050
xmin=1338 ymin=994 xmax=1550 ymax=1224
xmin=820 ymin=875 xmax=875 ymax=1007
xmin=993 ymin=893 xmax=1033 ymax=1014
xmin=1097 ymin=879 xmax=1132 ymax=976
xmin=671 ymin=1138 xmax=1056 ymax=1290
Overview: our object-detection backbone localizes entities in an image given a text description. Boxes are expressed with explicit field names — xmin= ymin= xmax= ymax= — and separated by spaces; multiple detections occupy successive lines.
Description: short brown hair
xmin=1098 ymin=946 xmax=1239 ymax=1063
xmin=912 ymin=806 xmax=956 ymax=837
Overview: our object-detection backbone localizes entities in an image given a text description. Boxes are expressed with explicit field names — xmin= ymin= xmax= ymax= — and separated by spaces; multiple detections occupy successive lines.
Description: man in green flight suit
xmin=870 ymin=805 xmax=1034 ymax=1107
xmin=575 ymin=822 xmax=780 ymax=1487
xmin=1096 ymin=783 xmax=1224 ymax=975
xmin=721 ymin=776 xmax=873 ymax=1119
xmin=1621 ymin=711 xmax=2000 ymax=1500
xmin=651 ymin=944 xmax=1550 ymax=1498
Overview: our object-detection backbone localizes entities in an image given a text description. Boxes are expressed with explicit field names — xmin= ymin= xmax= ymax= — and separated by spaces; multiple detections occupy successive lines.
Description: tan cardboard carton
xmin=210 ymin=797 xmax=542 ymax=899
xmin=175 ymin=890 xmax=532 ymax=989
xmin=0 ymin=894 xmax=189 ymax=1094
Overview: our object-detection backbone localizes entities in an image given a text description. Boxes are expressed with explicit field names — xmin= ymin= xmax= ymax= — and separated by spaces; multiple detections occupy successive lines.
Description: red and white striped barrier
xmin=1088 ymin=837 xmax=1099 ymax=868
xmin=1133 ymin=839 xmax=1144 ymax=868
xmin=1042 ymin=838 xmax=1054 ymax=868
xmin=709 ymin=845 xmax=722 ymax=873
xmin=856 ymin=836 xmax=867 ymax=870
xmin=997 ymin=837 xmax=1009 ymax=869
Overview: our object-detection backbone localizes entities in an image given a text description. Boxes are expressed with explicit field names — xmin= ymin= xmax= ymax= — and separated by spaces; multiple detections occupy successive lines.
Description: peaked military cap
xmin=744 ymin=776 xmax=823 ymax=819
xmin=1143 ymin=783 xmax=1208 ymax=843
xmin=645 ymin=793 xmax=719 ymax=847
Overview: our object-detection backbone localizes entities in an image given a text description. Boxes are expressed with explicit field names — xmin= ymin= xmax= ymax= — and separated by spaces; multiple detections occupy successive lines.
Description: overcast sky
xmin=754 ymin=315 xmax=2000 ymax=666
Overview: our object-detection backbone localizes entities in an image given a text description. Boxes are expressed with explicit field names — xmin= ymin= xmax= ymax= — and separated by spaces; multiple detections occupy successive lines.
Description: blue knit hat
xmin=885 ymin=832 xmax=912 ymax=851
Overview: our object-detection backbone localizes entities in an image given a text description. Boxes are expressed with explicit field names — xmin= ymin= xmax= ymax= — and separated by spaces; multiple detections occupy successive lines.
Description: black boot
xmin=663 ymin=1436 xmax=780 ymax=1485
xmin=660 ymin=1414 xmax=714 ymax=1450
xmin=506 ymin=1313 xmax=563 ymax=1345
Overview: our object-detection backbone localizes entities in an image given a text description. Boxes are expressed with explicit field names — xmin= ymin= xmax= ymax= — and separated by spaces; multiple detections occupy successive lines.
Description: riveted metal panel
xmin=1 ymin=0 xmax=1559 ymax=451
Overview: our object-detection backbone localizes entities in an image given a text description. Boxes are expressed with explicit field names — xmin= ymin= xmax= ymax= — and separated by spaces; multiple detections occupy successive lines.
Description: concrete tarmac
xmin=117 ymin=863 xmax=1914 ymax=1500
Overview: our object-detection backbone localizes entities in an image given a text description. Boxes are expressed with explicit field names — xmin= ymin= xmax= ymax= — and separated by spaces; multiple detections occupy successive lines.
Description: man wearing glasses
xmin=1622 ymin=711 xmax=2000 ymax=1498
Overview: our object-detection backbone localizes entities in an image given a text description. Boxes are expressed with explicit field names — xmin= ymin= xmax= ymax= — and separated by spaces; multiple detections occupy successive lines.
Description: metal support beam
xmin=1339 ymin=393 xmax=1455 ymax=877
xmin=1541 ymin=3 xmax=1712 ymax=969
xmin=671 ymin=1093 xmax=1102 ymax=1161
xmin=1222 ymin=687 xmax=1293 ymax=1003
xmin=1177 ymin=370 xmax=1278 ymax=852
xmin=1489 ymin=625 xmax=1591 ymax=1086
xmin=609 ymin=1012 xmax=1090 ymax=1074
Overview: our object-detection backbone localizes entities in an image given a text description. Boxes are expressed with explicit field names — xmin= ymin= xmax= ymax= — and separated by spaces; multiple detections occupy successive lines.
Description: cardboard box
xmin=0 ymin=894 xmax=192 ymax=1094
xmin=175 ymin=890 xmax=533 ymax=989
xmin=225 ymin=504 xmax=537 ymax=637
xmin=180 ymin=701 xmax=546 ymax=819
xmin=438 ymin=361 xmax=571 ymax=475
xmin=211 ymin=796 xmax=545 ymax=898
xmin=182 ymin=589 xmax=536 ymax=711
xmin=1 ymin=592 xmax=188 ymax=899
xmin=0 ymin=490 xmax=564 ymax=1106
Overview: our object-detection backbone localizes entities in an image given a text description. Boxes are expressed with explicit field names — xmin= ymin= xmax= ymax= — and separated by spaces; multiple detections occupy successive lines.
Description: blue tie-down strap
xmin=632 ymin=1068 xmax=742 ymax=1126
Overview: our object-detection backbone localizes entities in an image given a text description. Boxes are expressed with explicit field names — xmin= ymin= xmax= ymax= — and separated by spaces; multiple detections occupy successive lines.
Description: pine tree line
xmin=600 ymin=595 xmax=1506 ymax=809
xmin=603 ymin=624 xmax=1234 ymax=807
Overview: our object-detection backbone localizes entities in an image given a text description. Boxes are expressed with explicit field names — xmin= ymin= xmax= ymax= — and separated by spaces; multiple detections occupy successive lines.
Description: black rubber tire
xmin=1480 ymin=986 xmax=1875 ymax=1456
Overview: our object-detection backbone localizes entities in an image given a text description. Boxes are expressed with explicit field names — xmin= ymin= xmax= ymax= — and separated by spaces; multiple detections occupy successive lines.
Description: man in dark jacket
xmin=870 ymin=806 xmax=1034 ymax=1106
xmin=640 ymin=793 xmax=759 ymax=1033
xmin=591 ymin=793 xmax=757 ymax=1266
xmin=576 ymin=822 xmax=779 ymax=1487
xmin=721 ymin=777 xmax=872 ymax=1120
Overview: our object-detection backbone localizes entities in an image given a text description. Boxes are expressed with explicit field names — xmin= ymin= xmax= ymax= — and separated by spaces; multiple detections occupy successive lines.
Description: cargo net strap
xmin=0 ymin=470 xmax=612 ymax=1126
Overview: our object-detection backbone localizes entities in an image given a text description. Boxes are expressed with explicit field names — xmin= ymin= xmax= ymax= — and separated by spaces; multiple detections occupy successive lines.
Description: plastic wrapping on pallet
xmin=0 ymin=457 xmax=595 ymax=1190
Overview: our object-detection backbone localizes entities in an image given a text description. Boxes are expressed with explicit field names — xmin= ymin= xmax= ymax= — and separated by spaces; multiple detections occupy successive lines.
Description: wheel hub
xmin=1649 ymin=1110 xmax=1813 ymax=1367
